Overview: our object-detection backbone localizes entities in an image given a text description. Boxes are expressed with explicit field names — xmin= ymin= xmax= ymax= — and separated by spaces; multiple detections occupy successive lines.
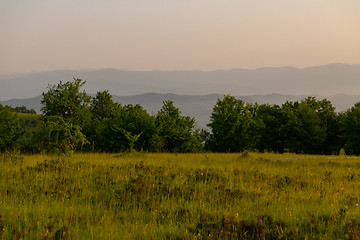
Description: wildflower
xmin=356 ymin=204 xmax=359 ymax=207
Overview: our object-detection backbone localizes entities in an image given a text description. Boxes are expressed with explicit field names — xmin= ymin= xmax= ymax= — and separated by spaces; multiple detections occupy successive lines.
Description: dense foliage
xmin=32 ymin=116 xmax=87 ymax=155
xmin=0 ymin=104 xmax=22 ymax=152
xmin=41 ymin=78 xmax=91 ymax=128
xmin=206 ymin=95 xmax=346 ymax=154
xmin=206 ymin=95 xmax=260 ymax=152
xmin=3 ymin=78 xmax=360 ymax=154
xmin=23 ymin=78 xmax=201 ymax=154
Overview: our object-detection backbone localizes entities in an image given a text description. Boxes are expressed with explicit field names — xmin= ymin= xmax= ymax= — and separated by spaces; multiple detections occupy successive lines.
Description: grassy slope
xmin=1 ymin=152 xmax=360 ymax=239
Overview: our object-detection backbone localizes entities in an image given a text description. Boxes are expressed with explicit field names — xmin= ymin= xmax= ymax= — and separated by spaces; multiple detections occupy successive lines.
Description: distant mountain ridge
xmin=1 ymin=63 xmax=360 ymax=101
xmin=2 ymin=93 xmax=360 ymax=129
xmin=2 ymin=63 xmax=360 ymax=128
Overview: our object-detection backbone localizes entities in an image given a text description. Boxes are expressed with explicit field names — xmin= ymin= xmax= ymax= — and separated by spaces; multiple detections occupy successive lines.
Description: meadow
xmin=1 ymin=152 xmax=360 ymax=239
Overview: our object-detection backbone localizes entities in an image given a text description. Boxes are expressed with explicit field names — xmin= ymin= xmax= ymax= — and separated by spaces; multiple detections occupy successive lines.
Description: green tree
xmin=33 ymin=116 xmax=88 ymax=154
xmin=41 ymin=78 xmax=91 ymax=127
xmin=279 ymin=97 xmax=333 ymax=154
xmin=99 ymin=104 xmax=157 ymax=152
xmin=0 ymin=104 xmax=23 ymax=152
xmin=342 ymin=102 xmax=360 ymax=155
xmin=308 ymin=97 xmax=342 ymax=154
xmin=278 ymin=101 xmax=302 ymax=153
xmin=296 ymin=98 xmax=326 ymax=154
xmin=255 ymin=104 xmax=284 ymax=152
xmin=155 ymin=100 xmax=202 ymax=152
xmin=85 ymin=90 xmax=119 ymax=149
xmin=90 ymin=90 xmax=117 ymax=121
xmin=206 ymin=95 xmax=260 ymax=152
xmin=17 ymin=113 xmax=40 ymax=153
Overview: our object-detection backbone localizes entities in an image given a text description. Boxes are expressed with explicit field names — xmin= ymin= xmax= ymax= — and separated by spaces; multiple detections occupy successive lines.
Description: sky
xmin=1 ymin=0 xmax=360 ymax=75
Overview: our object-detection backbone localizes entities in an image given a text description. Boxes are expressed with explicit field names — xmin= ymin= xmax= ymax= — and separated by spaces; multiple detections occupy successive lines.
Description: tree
xmin=98 ymin=104 xmax=157 ymax=152
xmin=206 ymin=95 xmax=260 ymax=152
xmin=84 ymin=90 xmax=119 ymax=149
xmin=279 ymin=99 xmax=326 ymax=154
xmin=278 ymin=97 xmax=337 ymax=154
xmin=278 ymin=101 xmax=302 ymax=153
xmin=155 ymin=100 xmax=202 ymax=152
xmin=41 ymin=78 xmax=91 ymax=127
xmin=17 ymin=113 xmax=40 ymax=153
xmin=0 ymin=104 xmax=22 ymax=152
xmin=33 ymin=116 xmax=88 ymax=154
xmin=342 ymin=102 xmax=360 ymax=155
xmin=296 ymin=98 xmax=326 ymax=154
xmin=121 ymin=129 xmax=142 ymax=152
xmin=255 ymin=104 xmax=284 ymax=153
xmin=308 ymin=98 xmax=342 ymax=154
xmin=90 ymin=90 xmax=117 ymax=121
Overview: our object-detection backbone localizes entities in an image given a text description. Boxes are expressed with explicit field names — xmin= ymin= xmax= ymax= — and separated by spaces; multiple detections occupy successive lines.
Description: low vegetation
xmin=2 ymin=152 xmax=360 ymax=239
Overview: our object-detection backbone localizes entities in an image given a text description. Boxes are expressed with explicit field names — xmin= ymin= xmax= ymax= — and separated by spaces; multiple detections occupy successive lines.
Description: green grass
xmin=16 ymin=113 xmax=41 ymax=119
xmin=1 ymin=152 xmax=360 ymax=239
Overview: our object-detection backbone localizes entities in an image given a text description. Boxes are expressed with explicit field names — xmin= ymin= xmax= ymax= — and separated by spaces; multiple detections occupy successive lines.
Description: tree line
xmin=1 ymin=78 xmax=360 ymax=155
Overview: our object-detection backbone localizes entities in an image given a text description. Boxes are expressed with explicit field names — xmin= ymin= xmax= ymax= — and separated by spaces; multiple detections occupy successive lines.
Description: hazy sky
xmin=1 ymin=0 xmax=360 ymax=75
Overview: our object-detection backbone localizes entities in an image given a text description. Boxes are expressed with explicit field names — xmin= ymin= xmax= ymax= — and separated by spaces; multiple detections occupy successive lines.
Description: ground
xmin=1 ymin=152 xmax=360 ymax=239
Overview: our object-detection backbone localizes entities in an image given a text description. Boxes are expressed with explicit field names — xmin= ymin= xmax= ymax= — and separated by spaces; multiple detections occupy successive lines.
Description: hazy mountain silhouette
xmin=1 ymin=63 xmax=360 ymax=101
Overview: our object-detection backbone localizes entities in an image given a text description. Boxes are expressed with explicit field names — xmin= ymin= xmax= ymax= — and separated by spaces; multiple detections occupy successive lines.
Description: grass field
xmin=1 ymin=152 xmax=360 ymax=239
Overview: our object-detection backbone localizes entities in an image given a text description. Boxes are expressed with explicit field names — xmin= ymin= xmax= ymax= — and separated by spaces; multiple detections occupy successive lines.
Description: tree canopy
xmin=4 ymin=78 xmax=360 ymax=155
xmin=206 ymin=95 xmax=260 ymax=152
xmin=41 ymin=78 xmax=91 ymax=127
xmin=155 ymin=100 xmax=201 ymax=152
xmin=0 ymin=104 xmax=23 ymax=152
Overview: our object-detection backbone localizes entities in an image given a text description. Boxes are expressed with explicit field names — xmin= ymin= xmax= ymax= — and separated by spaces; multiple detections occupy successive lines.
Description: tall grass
xmin=1 ymin=152 xmax=360 ymax=239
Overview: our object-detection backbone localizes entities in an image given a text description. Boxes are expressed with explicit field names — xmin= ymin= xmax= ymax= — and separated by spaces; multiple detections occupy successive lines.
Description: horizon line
xmin=1 ymin=62 xmax=359 ymax=77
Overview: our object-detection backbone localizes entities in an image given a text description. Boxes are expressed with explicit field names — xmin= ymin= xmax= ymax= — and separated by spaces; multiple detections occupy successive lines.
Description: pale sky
xmin=1 ymin=0 xmax=360 ymax=75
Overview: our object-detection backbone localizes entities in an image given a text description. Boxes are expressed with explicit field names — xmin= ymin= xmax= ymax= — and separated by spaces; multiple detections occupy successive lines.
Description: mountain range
xmin=1 ymin=63 xmax=360 ymax=128
xmin=1 ymin=63 xmax=360 ymax=100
